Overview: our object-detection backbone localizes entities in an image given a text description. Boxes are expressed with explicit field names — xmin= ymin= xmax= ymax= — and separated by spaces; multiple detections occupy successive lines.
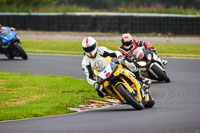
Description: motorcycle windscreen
xmin=98 ymin=63 xmax=113 ymax=80
xmin=132 ymin=47 xmax=144 ymax=59
xmin=1 ymin=30 xmax=17 ymax=44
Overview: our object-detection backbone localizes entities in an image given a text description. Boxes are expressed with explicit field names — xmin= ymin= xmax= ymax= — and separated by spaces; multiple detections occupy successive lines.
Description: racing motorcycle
xmin=131 ymin=46 xmax=170 ymax=83
xmin=0 ymin=27 xmax=28 ymax=60
xmin=94 ymin=57 xmax=155 ymax=110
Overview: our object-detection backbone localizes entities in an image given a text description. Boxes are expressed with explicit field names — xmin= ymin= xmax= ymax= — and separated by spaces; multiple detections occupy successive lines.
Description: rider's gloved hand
xmin=142 ymin=83 xmax=150 ymax=94
xmin=94 ymin=82 xmax=106 ymax=98
xmin=142 ymin=78 xmax=152 ymax=85
xmin=94 ymin=82 xmax=100 ymax=90
xmin=117 ymin=55 xmax=125 ymax=64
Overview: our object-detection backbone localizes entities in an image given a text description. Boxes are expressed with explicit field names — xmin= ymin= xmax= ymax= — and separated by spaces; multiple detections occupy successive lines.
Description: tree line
xmin=59 ymin=0 xmax=200 ymax=9
xmin=0 ymin=0 xmax=200 ymax=12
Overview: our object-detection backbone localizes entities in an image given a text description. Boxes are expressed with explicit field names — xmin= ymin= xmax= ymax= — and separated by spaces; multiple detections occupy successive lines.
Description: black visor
xmin=123 ymin=41 xmax=132 ymax=46
xmin=83 ymin=43 xmax=97 ymax=52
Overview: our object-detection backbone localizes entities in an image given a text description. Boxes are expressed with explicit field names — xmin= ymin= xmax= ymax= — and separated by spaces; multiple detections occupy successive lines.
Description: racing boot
xmin=94 ymin=83 xmax=107 ymax=98
xmin=142 ymin=83 xmax=150 ymax=94
xmin=96 ymin=89 xmax=106 ymax=98
xmin=141 ymin=83 xmax=150 ymax=104
xmin=134 ymin=70 xmax=152 ymax=85
xmin=141 ymin=84 xmax=155 ymax=108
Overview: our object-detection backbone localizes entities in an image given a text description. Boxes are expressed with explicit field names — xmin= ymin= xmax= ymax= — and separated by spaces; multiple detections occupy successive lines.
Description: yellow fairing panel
xmin=122 ymin=70 xmax=143 ymax=102
xmin=117 ymin=79 xmax=133 ymax=94
xmin=108 ymin=85 xmax=124 ymax=102
xmin=112 ymin=83 xmax=125 ymax=101
xmin=113 ymin=64 xmax=123 ymax=77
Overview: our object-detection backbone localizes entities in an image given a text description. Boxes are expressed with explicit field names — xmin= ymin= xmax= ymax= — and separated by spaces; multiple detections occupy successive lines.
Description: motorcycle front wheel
xmin=151 ymin=64 xmax=170 ymax=83
xmin=15 ymin=45 xmax=28 ymax=60
xmin=116 ymin=84 xmax=144 ymax=110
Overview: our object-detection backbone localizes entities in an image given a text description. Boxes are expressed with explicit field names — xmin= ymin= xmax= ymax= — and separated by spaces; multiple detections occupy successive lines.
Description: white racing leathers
xmin=81 ymin=46 xmax=138 ymax=87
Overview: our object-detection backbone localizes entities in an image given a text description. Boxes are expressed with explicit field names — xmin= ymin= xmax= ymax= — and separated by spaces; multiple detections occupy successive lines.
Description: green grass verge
xmin=0 ymin=72 xmax=104 ymax=121
xmin=22 ymin=39 xmax=200 ymax=58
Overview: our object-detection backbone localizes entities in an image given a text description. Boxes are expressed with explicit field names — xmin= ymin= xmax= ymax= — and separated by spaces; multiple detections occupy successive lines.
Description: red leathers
xmin=119 ymin=33 xmax=154 ymax=56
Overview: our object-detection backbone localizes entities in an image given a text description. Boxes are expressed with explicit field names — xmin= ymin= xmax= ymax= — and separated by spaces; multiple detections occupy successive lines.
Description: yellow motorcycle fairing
xmin=113 ymin=64 xmax=143 ymax=102
xmin=102 ymin=63 xmax=143 ymax=102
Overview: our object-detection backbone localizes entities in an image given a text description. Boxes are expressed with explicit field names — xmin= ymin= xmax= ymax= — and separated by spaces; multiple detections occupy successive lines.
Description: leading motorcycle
xmin=94 ymin=57 xmax=155 ymax=110
xmin=0 ymin=27 xmax=28 ymax=60
xmin=130 ymin=46 xmax=170 ymax=83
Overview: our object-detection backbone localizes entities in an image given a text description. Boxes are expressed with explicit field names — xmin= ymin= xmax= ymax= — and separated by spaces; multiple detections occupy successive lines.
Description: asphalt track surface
xmin=0 ymin=54 xmax=200 ymax=133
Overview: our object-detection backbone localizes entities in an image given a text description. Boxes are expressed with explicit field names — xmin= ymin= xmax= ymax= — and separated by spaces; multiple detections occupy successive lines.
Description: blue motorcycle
xmin=0 ymin=27 xmax=28 ymax=60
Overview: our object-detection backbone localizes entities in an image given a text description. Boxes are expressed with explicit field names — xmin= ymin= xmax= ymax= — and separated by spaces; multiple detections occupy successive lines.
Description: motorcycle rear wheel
xmin=7 ymin=54 xmax=14 ymax=59
xmin=144 ymin=99 xmax=155 ymax=108
xmin=116 ymin=84 xmax=144 ymax=110
xmin=151 ymin=64 xmax=170 ymax=83
xmin=5 ymin=50 xmax=14 ymax=60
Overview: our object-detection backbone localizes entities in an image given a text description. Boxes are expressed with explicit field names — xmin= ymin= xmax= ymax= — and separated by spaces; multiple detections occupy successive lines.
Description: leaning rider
xmin=119 ymin=33 xmax=168 ymax=65
xmin=81 ymin=36 xmax=124 ymax=98
xmin=0 ymin=24 xmax=16 ymax=36
xmin=118 ymin=33 xmax=168 ymax=83
xmin=0 ymin=24 xmax=16 ymax=49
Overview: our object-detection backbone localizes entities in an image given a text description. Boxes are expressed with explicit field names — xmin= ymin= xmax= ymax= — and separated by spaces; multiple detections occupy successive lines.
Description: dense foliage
xmin=62 ymin=0 xmax=200 ymax=9
xmin=0 ymin=0 xmax=55 ymax=12
xmin=0 ymin=0 xmax=200 ymax=14
xmin=0 ymin=0 xmax=54 ymax=6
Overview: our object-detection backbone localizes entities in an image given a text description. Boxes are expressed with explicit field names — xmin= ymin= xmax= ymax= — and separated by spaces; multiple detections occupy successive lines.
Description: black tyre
xmin=144 ymin=94 xmax=155 ymax=108
xmin=151 ymin=64 xmax=170 ymax=83
xmin=15 ymin=45 xmax=28 ymax=60
xmin=7 ymin=54 xmax=14 ymax=60
xmin=144 ymin=99 xmax=155 ymax=108
xmin=116 ymin=84 xmax=144 ymax=110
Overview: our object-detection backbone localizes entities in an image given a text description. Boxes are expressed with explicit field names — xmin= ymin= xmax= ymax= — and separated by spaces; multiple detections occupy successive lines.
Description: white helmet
xmin=82 ymin=37 xmax=98 ymax=58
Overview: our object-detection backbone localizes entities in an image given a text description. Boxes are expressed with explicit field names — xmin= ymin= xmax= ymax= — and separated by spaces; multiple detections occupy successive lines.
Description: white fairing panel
xmin=98 ymin=64 xmax=112 ymax=80
xmin=132 ymin=47 xmax=144 ymax=58
xmin=152 ymin=52 xmax=161 ymax=62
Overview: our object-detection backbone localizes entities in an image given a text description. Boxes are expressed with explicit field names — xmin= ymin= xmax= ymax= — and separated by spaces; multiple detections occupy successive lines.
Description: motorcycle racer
xmin=81 ymin=37 xmax=151 ymax=98
xmin=81 ymin=37 xmax=124 ymax=97
xmin=0 ymin=24 xmax=27 ymax=60
xmin=0 ymin=24 xmax=16 ymax=35
xmin=0 ymin=24 xmax=16 ymax=47
xmin=119 ymin=33 xmax=168 ymax=65
xmin=118 ymin=33 xmax=168 ymax=82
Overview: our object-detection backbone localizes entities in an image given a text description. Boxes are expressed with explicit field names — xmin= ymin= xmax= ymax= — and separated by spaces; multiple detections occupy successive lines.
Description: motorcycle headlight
xmin=137 ymin=61 xmax=147 ymax=67
xmin=147 ymin=54 xmax=152 ymax=61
